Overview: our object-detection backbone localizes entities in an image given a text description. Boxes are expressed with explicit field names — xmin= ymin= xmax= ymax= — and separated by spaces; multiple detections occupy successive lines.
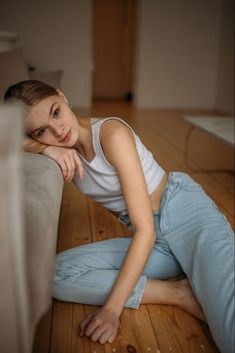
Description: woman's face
xmin=25 ymin=92 xmax=79 ymax=147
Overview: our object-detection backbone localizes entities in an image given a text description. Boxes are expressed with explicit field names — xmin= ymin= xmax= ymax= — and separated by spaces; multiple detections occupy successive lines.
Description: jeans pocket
xmin=180 ymin=175 xmax=203 ymax=193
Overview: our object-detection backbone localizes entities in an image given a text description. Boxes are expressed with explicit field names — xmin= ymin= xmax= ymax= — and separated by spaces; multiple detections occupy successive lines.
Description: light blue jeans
xmin=53 ymin=172 xmax=234 ymax=353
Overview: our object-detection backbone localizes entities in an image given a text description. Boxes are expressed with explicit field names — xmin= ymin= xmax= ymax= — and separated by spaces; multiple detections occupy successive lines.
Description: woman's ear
xmin=56 ymin=89 xmax=69 ymax=105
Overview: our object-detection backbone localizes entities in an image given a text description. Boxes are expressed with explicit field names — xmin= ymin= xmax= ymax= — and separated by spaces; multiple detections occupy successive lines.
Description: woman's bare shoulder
xmin=100 ymin=118 xmax=134 ymax=143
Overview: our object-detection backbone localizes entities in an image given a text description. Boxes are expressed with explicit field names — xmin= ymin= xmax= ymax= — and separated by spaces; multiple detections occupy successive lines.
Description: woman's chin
xmin=69 ymin=132 xmax=79 ymax=149
xmin=60 ymin=129 xmax=77 ymax=148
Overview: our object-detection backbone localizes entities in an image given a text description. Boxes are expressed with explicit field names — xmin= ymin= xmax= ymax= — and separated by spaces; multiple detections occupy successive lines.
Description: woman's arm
xmin=101 ymin=122 xmax=156 ymax=312
xmin=23 ymin=137 xmax=84 ymax=182
xmin=23 ymin=136 xmax=49 ymax=154
xmin=80 ymin=120 xmax=156 ymax=343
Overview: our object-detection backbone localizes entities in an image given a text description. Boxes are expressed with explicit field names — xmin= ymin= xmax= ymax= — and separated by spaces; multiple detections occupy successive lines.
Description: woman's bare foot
xmin=176 ymin=278 xmax=207 ymax=323
xmin=142 ymin=277 xmax=207 ymax=324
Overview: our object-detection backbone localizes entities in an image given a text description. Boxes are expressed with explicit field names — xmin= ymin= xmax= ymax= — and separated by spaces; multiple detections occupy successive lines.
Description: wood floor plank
xmin=147 ymin=304 xmax=220 ymax=353
xmin=57 ymin=182 xmax=92 ymax=252
xmin=115 ymin=306 xmax=161 ymax=353
xmin=32 ymin=307 xmax=52 ymax=353
xmin=88 ymin=198 xmax=126 ymax=241
xmin=50 ymin=301 xmax=97 ymax=353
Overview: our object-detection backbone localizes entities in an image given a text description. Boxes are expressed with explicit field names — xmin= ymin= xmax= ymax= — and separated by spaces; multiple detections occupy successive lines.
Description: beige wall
xmin=215 ymin=0 xmax=234 ymax=115
xmin=134 ymin=0 xmax=223 ymax=110
xmin=0 ymin=0 xmax=92 ymax=108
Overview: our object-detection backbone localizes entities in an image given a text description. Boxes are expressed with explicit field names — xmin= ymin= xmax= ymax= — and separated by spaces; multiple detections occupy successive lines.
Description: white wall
xmin=0 ymin=0 xmax=92 ymax=108
xmin=134 ymin=0 xmax=223 ymax=110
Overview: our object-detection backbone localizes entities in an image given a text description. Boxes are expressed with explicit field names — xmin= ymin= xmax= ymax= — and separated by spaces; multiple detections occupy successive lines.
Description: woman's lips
xmin=60 ymin=128 xmax=72 ymax=143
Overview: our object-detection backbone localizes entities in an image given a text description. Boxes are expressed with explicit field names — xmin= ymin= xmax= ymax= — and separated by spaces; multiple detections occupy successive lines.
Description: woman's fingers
xmin=84 ymin=317 xmax=103 ymax=337
xmin=57 ymin=159 xmax=69 ymax=181
xmin=84 ymin=320 xmax=117 ymax=344
xmin=74 ymin=153 xmax=84 ymax=180
xmin=90 ymin=325 xmax=109 ymax=342
xmin=65 ymin=150 xmax=83 ymax=182
xmin=62 ymin=151 xmax=79 ymax=182
xmin=67 ymin=151 xmax=77 ymax=181
xmin=108 ymin=331 xmax=117 ymax=343
xmin=91 ymin=327 xmax=117 ymax=344
xmin=99 ymin=328 xmax=117 ymax=344
xmin=79 ymin=313 xmax=93 ymax=336
xmin=63 ymin=157 xmax=73 ymax=182
xmin=42 ymin=146 xmax=83 ymax=182
xmin=79 ymin=307 xmax=119 ymax=344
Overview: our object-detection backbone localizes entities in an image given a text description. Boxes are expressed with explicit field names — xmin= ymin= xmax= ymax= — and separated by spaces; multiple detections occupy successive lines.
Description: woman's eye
xmin=53 ymin=108 xmax=60 ymax=118
xmin=38 ymin=127 xmax=47 ymax=136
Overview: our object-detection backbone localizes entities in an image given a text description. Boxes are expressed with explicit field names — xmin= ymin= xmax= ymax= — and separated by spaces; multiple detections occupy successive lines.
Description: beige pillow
xmin=0 ymin=48 xmax=29 ymax=100
xmin=29 ymin=69 xmax=63 ymax=89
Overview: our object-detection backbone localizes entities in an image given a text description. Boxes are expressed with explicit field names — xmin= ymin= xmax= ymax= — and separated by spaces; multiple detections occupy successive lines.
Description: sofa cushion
xmin=0 ymin=48 xmax=30 ymax=100
xmin=29 ymin=69 xmax=63 ymax=89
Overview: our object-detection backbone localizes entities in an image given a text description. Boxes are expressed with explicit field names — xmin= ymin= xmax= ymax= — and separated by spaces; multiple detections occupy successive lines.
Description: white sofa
xmin=0 ymin=48 xmax=65 ymax=353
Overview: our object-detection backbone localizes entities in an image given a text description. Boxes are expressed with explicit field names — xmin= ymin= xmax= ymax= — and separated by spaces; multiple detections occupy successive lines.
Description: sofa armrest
xmin=22 ymin=153 xmax=64 ymax=328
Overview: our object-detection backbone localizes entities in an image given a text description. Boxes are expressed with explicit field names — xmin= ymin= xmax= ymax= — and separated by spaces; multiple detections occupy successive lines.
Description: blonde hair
xmin=4 ymin=80 xmax=59 ymax=106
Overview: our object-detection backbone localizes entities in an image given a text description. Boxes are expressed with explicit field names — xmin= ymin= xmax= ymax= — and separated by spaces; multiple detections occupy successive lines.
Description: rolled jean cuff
xmin=125 ymin=275 xmax=147 ymax=309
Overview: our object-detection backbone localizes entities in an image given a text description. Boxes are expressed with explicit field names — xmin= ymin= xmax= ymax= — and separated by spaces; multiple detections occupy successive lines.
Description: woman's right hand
xmin=42 ymin=145 xmax=84 ymax=182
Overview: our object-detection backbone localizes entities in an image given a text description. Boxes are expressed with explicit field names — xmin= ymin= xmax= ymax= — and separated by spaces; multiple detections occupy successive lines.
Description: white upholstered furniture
xmin=0 ymin=104 xmax=64 ymax=353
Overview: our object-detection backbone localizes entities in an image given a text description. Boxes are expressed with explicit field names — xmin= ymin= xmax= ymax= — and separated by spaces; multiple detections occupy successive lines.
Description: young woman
xmin=4 ymin=80 xmax=234 ymax=353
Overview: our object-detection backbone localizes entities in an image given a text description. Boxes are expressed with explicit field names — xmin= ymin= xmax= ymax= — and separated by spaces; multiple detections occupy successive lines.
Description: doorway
xmin=92 ymin=0 xmax=138 ymax=102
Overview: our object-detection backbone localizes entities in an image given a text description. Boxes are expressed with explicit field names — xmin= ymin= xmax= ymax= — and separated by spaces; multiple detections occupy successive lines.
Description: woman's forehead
xmin=32 ymin=95 xmax=59 ymax=112
xmin=29 ymin=96 xmax=59 ymax=116
xmin=26 ymin=96 xmax=59 ymax=128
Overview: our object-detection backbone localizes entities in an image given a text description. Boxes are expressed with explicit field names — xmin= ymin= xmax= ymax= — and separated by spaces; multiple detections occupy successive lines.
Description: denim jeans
xmin=53 ymin=172 xmax=234 ymax=353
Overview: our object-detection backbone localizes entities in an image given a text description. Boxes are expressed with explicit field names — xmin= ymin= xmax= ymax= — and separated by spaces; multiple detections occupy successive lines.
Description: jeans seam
xmin=210 ymin=201 xmax=233 ymax=229
xmin=55 ymin=276 xmax=114 ymax=289
xmin=130 ymin=276 xmax=147 ymax=309
xmin=160 ymin=181 xmax=179 ymax=234
xmin=57 ymin=249 xmax=129 ymax=259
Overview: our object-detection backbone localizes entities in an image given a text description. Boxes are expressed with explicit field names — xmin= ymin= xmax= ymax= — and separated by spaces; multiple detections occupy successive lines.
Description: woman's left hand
xmin=79 ymin=306 xmax=120 ymax=344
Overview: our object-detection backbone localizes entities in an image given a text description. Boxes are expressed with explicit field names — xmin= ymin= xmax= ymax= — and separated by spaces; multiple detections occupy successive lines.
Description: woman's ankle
xmin=141 ymin=278 xmax=182 ymax=306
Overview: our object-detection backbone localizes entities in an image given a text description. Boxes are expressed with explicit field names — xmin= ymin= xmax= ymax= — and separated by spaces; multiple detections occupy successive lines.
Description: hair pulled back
xmin=4 ymin=80 xmax=59 ymax=106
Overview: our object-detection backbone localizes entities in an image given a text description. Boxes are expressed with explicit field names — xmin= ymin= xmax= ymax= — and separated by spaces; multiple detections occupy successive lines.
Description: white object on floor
xmin=184 ymin=116 xmax=234 ymax=145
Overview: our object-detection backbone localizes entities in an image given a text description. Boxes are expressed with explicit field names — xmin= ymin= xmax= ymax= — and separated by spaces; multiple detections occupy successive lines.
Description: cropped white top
xmin=73 ymin=117 xmax=165 ymax=212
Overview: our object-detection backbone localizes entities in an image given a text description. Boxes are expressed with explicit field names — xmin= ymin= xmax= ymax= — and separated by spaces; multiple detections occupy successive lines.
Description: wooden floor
xmin=33 ymin=101 xmax=234 ymax=353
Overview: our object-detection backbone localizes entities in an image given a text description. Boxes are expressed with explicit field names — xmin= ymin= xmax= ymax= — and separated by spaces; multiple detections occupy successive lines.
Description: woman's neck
xmin=74 ymin=116 xmax=95 ymax=161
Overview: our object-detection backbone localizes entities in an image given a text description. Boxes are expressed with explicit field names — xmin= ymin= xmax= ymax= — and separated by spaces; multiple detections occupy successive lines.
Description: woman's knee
xmin=55 ymin=237 xmax=131 ymax=273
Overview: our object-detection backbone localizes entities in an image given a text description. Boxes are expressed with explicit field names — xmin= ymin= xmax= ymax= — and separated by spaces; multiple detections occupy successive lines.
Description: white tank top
xmin=73 ymin=117 xmax=165 ymax=212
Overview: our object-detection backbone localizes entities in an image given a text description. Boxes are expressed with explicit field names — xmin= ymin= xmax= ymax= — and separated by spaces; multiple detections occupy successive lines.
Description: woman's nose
xmin=51 ymin=123 xmax=64 ymax=139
